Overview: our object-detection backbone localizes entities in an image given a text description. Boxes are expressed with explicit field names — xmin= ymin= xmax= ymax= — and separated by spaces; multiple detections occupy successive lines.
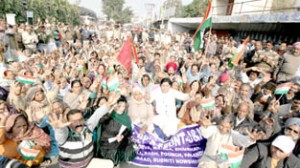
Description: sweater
xmin=54 ymin=105 xmax=109 ymax=168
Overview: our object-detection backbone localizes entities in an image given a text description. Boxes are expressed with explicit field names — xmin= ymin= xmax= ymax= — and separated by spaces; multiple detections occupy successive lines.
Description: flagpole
xmin=199 ymin=6 xmax=213 ymax=72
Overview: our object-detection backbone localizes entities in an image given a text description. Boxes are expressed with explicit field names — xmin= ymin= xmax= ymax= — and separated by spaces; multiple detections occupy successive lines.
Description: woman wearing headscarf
xmin=128 ymin=87 xmax=154 ymax=134
xmin=25 ymin=85 xmax=58 ymax=122
xmin=4 ymin=114 xmax=51 ymax=167
xmin=97 ymin=96 xmax=136 ymax=166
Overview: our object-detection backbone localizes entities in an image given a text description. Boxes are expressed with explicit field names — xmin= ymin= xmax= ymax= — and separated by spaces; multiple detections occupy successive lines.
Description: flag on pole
xmin=274 ymin=82 xmax=293 ymax=95
xmin=117 ymin=37 xmax=139 ymax=74
xmin=16 ymin=75 xmax=37 ymax=85
xmin=228 ymin=36 xmax=250 ymax=67
xmin=193 ymin=0 xmax=213 ymax=52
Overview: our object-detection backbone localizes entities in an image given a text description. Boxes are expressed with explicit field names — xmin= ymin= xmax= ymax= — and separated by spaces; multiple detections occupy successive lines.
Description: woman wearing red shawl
xmin=5 ymin=114 xmax=51 ymax=167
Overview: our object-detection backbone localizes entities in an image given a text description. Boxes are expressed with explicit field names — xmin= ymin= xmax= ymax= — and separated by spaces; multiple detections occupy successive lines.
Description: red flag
xmin=117 ymin=37 xmax=138 ymax=74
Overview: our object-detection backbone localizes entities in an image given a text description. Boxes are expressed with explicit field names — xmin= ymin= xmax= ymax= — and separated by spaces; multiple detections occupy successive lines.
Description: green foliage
xmin=102 ymin=0 xmax=133 ymax=24
xmin=0 ymin=0 xmax=81 ymax=25
xmin=0 ymin=0 xmax=25 ymax=22
xmin=181 ymin=0 xmax=208 ymax=17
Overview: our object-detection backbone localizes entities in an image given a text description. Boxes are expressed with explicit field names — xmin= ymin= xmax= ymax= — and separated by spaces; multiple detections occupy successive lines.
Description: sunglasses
xmin=286 ymin=127 xmax=299 ymax=134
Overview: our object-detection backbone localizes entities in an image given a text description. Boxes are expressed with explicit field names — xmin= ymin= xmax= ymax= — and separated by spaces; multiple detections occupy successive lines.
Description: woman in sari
xmin=25 ymin=86 xmax=58 ymax=122
xmin=97 ymin=95 xmax=136 ymax=166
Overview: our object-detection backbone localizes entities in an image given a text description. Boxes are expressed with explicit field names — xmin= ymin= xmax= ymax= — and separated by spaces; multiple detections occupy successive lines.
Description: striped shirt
xmin=59 ymin=128 xmax=93 ymax=168
xmin=54 ymin=105 xmax=110 ymax=168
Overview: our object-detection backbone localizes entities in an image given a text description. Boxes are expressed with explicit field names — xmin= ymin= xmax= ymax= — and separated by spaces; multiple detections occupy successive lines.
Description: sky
xmin=69 ymin=0 xmax=193 ymax=18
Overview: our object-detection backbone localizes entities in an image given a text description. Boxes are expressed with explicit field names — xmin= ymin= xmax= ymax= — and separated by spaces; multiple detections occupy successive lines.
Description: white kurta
xmin=151 ymin=88 xmax=190 ymax=136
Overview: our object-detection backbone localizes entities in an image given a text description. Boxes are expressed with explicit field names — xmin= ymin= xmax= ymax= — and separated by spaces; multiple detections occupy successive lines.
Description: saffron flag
xmin=228 ymin=36 xmax=250 ymax=67
xmin=193 ymin=0 xmax=213 ymax=51
xmin=16 ymin=75 xmax=36 ymax=85
xmin=274 ymin=82 xmax=293 ymax=95
xmin=117 ymin=37 xmax=139 ymax=74
xmin=201 ymin=97 xmax=215 ymax=110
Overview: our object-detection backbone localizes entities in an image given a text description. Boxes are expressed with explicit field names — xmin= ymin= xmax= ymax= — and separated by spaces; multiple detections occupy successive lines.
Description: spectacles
xmin=286 ymin=127 xmax=299 ymax=134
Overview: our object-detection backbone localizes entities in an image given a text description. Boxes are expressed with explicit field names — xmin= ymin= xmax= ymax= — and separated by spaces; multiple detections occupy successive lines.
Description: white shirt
xmin=235 ymin=117 xmax=245 ymax=126
xmin=151 ymin=88 xmax=190 ymax=120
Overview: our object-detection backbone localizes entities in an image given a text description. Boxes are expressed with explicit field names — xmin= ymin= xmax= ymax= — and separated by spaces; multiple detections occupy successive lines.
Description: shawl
xmin=111 ymin=110 xmax=132 ymax=132
xmin=5 ymin=114 xmax=51 ymax=151
xmin=128 ymin=97 xmax=153 ymax=127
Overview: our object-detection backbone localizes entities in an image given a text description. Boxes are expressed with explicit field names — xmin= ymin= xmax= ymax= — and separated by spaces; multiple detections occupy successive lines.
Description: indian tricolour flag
xmin=16 ymin=75 xmax=36 ymax=85
xmin=19 ymin=147 xmax=40 ymax=160
xmin=228 ymin=36 xmax=250 ymax=67
xmin=275 ymin=82 xmax=293 ymax=95
xmin=219 ymin=144 xmax=245 ymax=168
xmin=107 ymin=76 xmax=120 ymax=91
xmin=193 ymin=0 xmax=213 ymax=51
xmin=201 ymin=97 xmax=215 ymax=110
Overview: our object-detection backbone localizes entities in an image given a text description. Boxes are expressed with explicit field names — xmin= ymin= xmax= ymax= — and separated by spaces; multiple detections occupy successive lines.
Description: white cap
xmin=272 ymin=135 xmax=295 ymax=154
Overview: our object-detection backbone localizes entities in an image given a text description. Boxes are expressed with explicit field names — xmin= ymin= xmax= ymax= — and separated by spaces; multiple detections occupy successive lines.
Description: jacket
xmin=241 ymin=143 xmax=300 ymax=168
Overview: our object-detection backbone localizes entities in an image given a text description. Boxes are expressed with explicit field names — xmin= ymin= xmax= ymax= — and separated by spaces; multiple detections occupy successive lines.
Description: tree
xmin=181 ymin=0 xmax=208 ymax=17
xmin=0 ymin=0 xmax=81 ymax=25
xmin=102 ymin=0 xmax=133 ymax=24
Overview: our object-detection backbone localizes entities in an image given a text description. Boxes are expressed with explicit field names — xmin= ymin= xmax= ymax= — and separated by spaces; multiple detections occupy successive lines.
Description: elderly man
xmin=229 ymin=83 xmax=255 ymax=119
xmin=241 ymin=135 xmax=300 ymax=167
xmin=232 ymin=102 xmax=257 ymax=135
xmin=277 ymin=42 xmax=300 ymax=83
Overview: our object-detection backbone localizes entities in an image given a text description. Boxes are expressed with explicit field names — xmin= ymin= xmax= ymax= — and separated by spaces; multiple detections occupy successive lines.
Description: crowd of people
xmin=0 ymin=18 xmax=300 ymax=168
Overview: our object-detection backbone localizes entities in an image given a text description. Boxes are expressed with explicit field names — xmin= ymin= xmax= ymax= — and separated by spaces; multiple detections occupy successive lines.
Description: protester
xmin=97 ymin=96 xmax=136 ymax=166
xmin=241 ymin=135 xmax=300 ymax=167
xmin=4 ymin=114 xmax=51 ymax=167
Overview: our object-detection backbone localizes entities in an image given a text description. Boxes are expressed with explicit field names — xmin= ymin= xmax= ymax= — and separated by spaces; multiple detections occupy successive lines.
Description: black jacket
xmin=241 ymin=143 xmax=300 ymax=168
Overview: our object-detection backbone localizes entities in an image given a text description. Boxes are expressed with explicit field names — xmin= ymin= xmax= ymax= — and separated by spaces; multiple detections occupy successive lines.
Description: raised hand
xmin=47 ymin=114 xmax=70 ymax=129
xmin=247 ymin=129 xmax=265 ymax=141
xmin=32 ymin=109 xmax=47 ymax=122
xmin=199 ymin=116 xmax=212 ymax=128
xmin=116 ymin=135 xmax=124 ymax=142
xmin=180 ymin=66 xmax=186 ymax=74
xmin=108 ymin=92 xmax=120 ymax=106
